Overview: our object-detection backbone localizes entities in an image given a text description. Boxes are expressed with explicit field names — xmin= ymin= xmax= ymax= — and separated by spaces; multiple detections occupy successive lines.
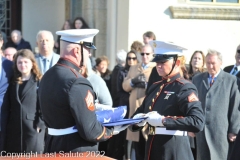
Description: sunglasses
xmin=141 ymin=53 xmax=150 ymax=56
xmin=237 ymin=50 xmax=240 ymax=54
xmin=127 ymin=57 xmax=137 ymax=60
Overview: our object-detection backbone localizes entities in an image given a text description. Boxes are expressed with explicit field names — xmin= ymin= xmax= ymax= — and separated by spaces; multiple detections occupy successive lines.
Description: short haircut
xmin=116 ymin=49 xmax=127 ymax=65
xmin=143 ymin=31 xmax=156 ymax=40
xmin=36 ymin=30 xmax=54 ymax=41
xmin=11 ymin=30 xmax=21 ymax=36
xmin=206 ymin=49 xmax=222 ymax=62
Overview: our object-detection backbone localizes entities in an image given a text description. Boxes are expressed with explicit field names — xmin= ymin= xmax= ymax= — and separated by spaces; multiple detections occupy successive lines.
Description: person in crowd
xmin=143 ymin=31 xmax=159 ymax=92
xmin=224 ymin=44 xmax=240 ymax=77
xmin=0 ymin=33 xmax=13 ymax=152
xmin=107 ymin=50 xmax=138 ymax=160
xmin=3 ymin=47 xmax=17 ymax=61
xmin=142 ymin=31 xmax=156 ymax=45
xmin=130 ymin=40 xmax=205 ymax=160
xmin=0 ymin=31 xmax=7 ymax=49
xmin=5 ymin=49 xmax=45 ymax=153
xmin=85 ymin=58 xmax=112 ymax=107
xmin=72 ymin=17 xmax=89 ymax=29
xmin=38 ymin=29 xmax=127 ymax=152
xmin=5 ymin=30 xmax=32 ymax=51
xmin=111 ymin=49 xmax=127 ymax=107
xmin=54 ymin=20 xmax=72 ymax=54
xmin=192 ymin=49 xmax=240 ymax=160
xmin=35 ymin=30 xmax=60 ymax=75
xmin=186 ymin=50 xmax=206 ymax=159
xmin=93 ymin=56 xmax=112 ymax=91
xmin=131 ymin=41 xmax=144 ymax=53
xmin=122 ymin=44 xmax=156 ymax=160
xmin=188 ymin=50 xmax=206 ymax=80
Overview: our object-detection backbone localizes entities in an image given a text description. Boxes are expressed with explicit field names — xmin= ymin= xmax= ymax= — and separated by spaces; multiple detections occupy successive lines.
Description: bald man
xmin=5 ymin=30 xmax=32 ymax=51
xmin=4 ymin=47 xmax=17 ymax=61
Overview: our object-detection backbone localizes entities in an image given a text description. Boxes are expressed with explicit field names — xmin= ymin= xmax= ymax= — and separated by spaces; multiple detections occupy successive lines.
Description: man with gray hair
xmin=5 ymin=30 xmax=31 ymax=51
xmin=192 ymin=49 xmax=240 ymax=160
xmin=111 ymin=49 xmax=127 ymax=107
xmin=35 ymin=30 xmax=60 ymax=74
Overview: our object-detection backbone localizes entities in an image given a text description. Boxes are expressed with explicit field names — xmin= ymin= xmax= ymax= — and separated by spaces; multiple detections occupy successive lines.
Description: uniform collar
xmin=161 ymin=73 xmax=181 ymax=84
xmin=57 ymin=58 xmax=82 ymax=73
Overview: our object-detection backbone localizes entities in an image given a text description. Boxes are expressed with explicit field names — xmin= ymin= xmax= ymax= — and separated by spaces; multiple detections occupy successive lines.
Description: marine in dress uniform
xmin=38 ymin=29 xmax=127 ymax=153
xmin=129 ymin=41 xmax=205 ymax=160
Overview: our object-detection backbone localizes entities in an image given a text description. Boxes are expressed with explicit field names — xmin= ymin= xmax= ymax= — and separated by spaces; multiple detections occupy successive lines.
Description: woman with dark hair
xmin=72 ymin=17 xmax=89 ymax=29
xmin=5 ymin=49 xmax=45 ymax=153
xmin=116 ymin=50 xmax=138 ymax=160
xmin=93 ymin=55 xmax=112 ymax=91
xmin=188 ymin=50 xmax=206 ymax=79
xmin=55 ymin=20 xmax=72 ymax=54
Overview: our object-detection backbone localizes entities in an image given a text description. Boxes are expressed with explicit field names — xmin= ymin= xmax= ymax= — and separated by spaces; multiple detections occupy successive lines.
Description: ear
xmin=73 ymin=46 xmax=80 ymax=58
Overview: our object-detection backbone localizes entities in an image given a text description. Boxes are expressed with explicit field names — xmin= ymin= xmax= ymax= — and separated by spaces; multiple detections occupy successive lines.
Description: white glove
xmin=146 ymin=111 xmax=164 ymax=127
xmin=133 ymin=113 xmax=147 ymax=127
xmin=113 ymin=125 xmax=129 ymax=135
xmin=95 ymin=103 xmax=112 ymax=111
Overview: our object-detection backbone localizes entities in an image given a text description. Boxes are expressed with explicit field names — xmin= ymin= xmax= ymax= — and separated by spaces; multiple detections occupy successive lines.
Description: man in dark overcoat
xmin=192 ymin=49 xmax=240 ymax=160
xmin=38 ymin=29 xmax=127 ymax=153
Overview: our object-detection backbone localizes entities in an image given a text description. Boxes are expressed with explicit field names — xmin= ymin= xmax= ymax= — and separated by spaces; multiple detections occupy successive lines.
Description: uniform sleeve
xmin=68 ymin=79 xmax=113 ymax=142
xmin=128 ymin=100 xmax=146 ymax=132
xmin=163 ymin=83 xmax=205 ymax=132
xmin=228 ymin=78 xmax=240 ymax=134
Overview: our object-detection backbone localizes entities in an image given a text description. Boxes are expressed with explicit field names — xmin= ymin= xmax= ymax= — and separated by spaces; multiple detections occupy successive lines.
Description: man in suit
xmin=223 ymin=44 xmax=240 ymax=77
xmin=35 ymin=30 xmax=60 ymax=75
xmin=5 ymin=30 xmax=32 ymax=51
xmin=192 ymin=49 xmax=240 ymax=160
xmin=0 ymin=32 xmax=13 ymax=151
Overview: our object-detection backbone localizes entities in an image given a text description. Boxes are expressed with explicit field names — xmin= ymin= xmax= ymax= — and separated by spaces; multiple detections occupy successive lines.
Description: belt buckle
xmin=148 ymin=126 xmax=155 ymax=135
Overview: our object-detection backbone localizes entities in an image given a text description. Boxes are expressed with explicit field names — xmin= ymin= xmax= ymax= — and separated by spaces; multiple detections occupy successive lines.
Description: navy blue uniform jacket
xmin=38 ymin=58 xmax=113 ymax=153
xmin=130 ymin=73 xmax=205 ymax=160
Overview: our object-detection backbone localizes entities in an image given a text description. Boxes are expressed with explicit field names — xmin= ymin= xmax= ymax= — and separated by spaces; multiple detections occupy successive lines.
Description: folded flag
xmin=95 ymin=105 xmax=127 ymax=123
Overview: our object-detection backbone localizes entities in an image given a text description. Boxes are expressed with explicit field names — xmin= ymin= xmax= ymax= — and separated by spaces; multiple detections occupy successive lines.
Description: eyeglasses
xmin=127 ymin=57 xmax=137 ymax=60
xmin=237 ymin=50 xmax=240 ymax=54
xmin=141 ymin=53 xmax=150 ymax=56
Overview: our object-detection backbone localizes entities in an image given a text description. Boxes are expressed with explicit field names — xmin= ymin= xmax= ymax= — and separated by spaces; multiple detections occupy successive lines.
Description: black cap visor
xmin=61 ymin=39 xmax=97 ymax=50
xmin=152 ymin=54 xmax=178 ymax=63
xmin=83 ymin=42 xmax=97 ymax=50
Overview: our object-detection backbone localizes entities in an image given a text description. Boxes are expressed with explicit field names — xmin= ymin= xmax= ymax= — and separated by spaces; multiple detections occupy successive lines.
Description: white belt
xmin=48 ymin=126 xmax=78 ymax=136
xmin=149 ymin=127 xmax=187 ymax=136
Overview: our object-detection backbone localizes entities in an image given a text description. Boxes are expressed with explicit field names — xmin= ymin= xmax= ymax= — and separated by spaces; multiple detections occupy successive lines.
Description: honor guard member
xmin=38 ymin=29 xmax=127 ymax=153
xmin=129 ymin=41 xmax=205 ymax=160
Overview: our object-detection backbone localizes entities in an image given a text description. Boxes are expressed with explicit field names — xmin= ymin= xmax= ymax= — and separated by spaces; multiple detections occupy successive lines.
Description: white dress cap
xmin=149 ymin=40 xmax=187 ymax=62
xmin=56 ymin=29 xmax=99 ymax=44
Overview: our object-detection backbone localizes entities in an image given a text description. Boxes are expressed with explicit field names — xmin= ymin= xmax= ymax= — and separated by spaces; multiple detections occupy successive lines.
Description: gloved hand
xmin=133 ymin=113 xmax=147 ymax=127
xmin=134 ymin=82 xmax=146 ymax=88
xmin=131 ymin=74 xmax=146 ymax=85
xmin=113 ymin=125 xmax=129 ymax=135
xmin=146 ymin=111 xmax=164 ymax=127
xmin=95 ymin=103 xmax=112 ymax=111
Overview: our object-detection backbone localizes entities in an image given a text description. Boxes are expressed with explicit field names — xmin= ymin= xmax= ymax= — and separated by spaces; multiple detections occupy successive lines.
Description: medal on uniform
xmin=164 ymin=91 xmax=175 ymax=100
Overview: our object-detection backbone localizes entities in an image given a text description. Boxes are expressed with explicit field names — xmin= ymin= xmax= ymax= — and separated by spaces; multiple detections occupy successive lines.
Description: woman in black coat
xmin=5 ymin=49 xmax=45 ymax=153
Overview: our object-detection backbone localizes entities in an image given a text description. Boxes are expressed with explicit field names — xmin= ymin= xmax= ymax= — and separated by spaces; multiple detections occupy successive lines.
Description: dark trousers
xmin=134 ymin=132 xmax=145 ymax=160
xmin=107 ymin=129 xmax=127 ymax=159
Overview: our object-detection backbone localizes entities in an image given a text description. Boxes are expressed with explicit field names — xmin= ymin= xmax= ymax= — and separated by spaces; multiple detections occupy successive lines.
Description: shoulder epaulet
xmin=176 ymin=77 xmax=191 ymax=85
